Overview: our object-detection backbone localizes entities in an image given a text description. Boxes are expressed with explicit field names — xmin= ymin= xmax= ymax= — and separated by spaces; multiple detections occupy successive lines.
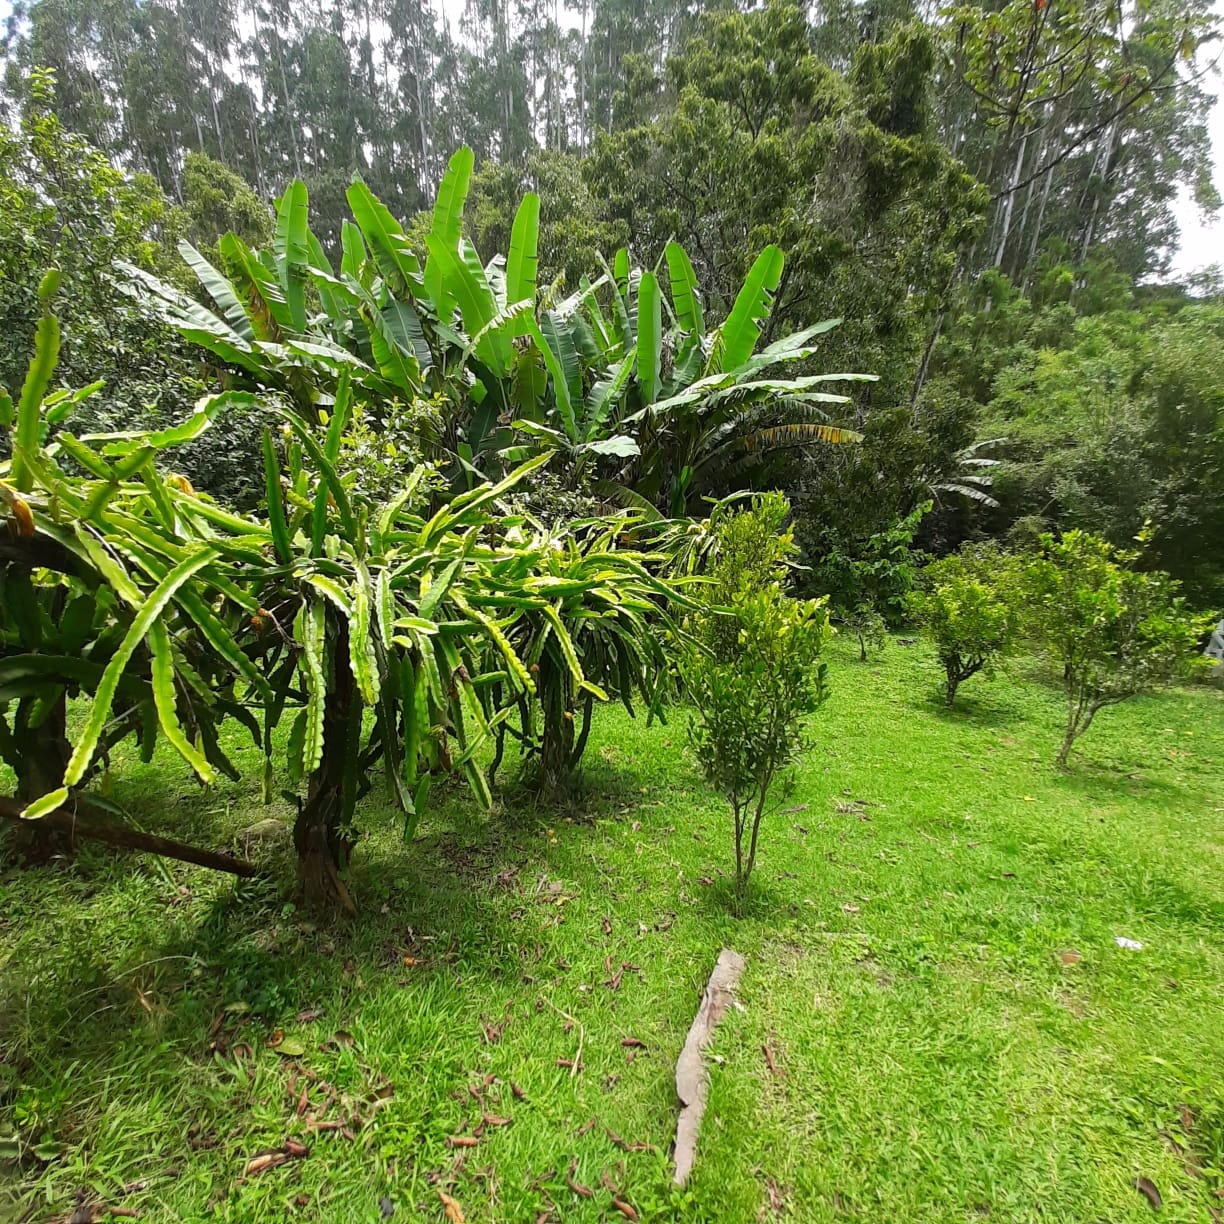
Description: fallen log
xmin=673 ymin=947 xmax=746 ymax=1186
xmin=0 ymin=795 xmax=259 ymax=878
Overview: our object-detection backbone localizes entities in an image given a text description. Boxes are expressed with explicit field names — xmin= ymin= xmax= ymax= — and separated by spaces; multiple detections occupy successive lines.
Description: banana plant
xmin=127 ymin=179 xmax=431 ymax=425
xmin=588 ymin=243 xmax=873 ymax=515
xmin=494 ymin=234 xmax=871 ymax=511
xmin=0 ymin=273 xmax=263 ymax=822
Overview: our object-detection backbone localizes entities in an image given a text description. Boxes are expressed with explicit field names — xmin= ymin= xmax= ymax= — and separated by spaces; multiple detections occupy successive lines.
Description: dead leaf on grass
xmin=564 ymin=1161 xmax=593 ymax=1198
xmin=1134 ymin=1177 xmax=1162 ymax=1209
xmin=244 ymin=1151 xmax=289 ymax=1176
xmin=438 ymin=1190 xmax=465 ymax=1222
xmin=606 ymin=1129 xmax=651 ymax=1152
xmin=764 ymin=1176 xmax=786 ymax=1215
xmin=762 ymin=1044 xmax=782 ymax=1078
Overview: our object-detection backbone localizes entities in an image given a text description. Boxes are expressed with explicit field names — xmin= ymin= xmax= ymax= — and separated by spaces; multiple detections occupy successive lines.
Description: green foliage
xmin=492 ymin=515 xmax=685 ymax=792
xmin=585 ymin=5 xmax=985 ymax=416
xmin=681 ymin=494 xmax=831 ymax=910
xmin=137 ymin=156 xmax=867 ymax=516
xmin=812 ymin=501 xmax=930 ymax=654
xmin=909 ymin=544 xmax=1017 ymax=705
xmin=939 ymin=274 xmax=1224 ymax=605
xmin=0 ymin=71 xmax=267 ymax=509
xmin=1017 ymin=530 xmax=1207 ymax=765
xmin=179 ymin=152 xmax=274 ymax=265
xmin=0 ymin=289 xmax=261 ymax=812
xmin=695 ymin=491 xmax=797 ymax=660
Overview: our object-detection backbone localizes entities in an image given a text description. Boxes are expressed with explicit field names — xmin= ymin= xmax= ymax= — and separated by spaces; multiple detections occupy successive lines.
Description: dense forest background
xmin=2 ymin=0 xmax=1223 ymax=603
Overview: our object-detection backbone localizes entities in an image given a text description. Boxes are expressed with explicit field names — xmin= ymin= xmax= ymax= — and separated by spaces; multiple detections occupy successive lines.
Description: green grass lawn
xmin=2 ymin=637 xmax=1223 ymax=1222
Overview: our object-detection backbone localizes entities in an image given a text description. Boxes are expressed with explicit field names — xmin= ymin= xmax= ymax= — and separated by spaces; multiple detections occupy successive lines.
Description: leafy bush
xmin=909 ymin=543 xmax=1017 ymax=706
xmin=681 ymin=495 xmax=830 ymax=912
xmin=1018 ymin=530 xmax=1207 ymax=766
xmin=813 ymin=500 xmax=930 ymax=657
xmin=842 ymin=602 xmax=889 ymax=663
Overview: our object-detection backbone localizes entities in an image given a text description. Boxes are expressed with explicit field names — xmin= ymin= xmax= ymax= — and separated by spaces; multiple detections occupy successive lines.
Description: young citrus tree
xmin=909 ymin=543 xmax=1017 ymax=706
xmin=815 ymin=501 xmax=930 ymax=660
xmin=680 ymin=495 xmax=830 ymax=912
xmin=1019 ymin=531 xmax=1206 ymax=766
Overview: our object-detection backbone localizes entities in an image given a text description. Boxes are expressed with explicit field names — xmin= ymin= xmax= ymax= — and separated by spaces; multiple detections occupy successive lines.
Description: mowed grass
xmin=2 ymin=636 xmax=1223 ymax=1223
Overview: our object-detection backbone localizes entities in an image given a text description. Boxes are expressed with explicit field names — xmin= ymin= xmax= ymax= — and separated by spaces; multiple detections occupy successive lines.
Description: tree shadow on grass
xmin=1119 ymin=868 xmax=1224 ymax=931
xmin=916 ymin=686 xmax=1028 ymax=729
xmin=689 ymin=872 xmax=786 ymax=922
xmin=1052 ymin=758 xmax=1189 ymax=807
xmin=0 ymin=815 xmax=589 ymax=1194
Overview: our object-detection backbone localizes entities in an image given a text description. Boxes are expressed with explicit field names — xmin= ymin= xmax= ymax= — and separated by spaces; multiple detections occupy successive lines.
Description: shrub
xmin=1018 ymin=530 xmax=1207 ymax=766
xmin=812 ymin=501 xmax=929 ymax=658
xmin=681 ymin=495 xmax=830 ymax=912
xmin=909 ymin=543 xmax=1017 ymax=706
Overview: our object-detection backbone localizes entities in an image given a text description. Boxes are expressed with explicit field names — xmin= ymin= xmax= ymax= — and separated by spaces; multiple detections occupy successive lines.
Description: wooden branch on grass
xmin=0 ymin=795 xmax=259 ymax=877
xmin=673 ymin=947 xmax=746 ymax=1186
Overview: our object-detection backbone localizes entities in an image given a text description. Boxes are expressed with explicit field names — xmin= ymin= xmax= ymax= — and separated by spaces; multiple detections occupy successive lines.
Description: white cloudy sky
xmin=1169 ymin=77 xmax=1224 ymax=276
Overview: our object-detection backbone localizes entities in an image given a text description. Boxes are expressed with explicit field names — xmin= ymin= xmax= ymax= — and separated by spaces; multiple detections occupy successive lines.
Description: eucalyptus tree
xmin=941 ymin=0 xmax=1219 ymax=281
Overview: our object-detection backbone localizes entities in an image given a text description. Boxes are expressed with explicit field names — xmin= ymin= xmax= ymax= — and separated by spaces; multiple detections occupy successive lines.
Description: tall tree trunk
xmin=294 ymin=624 xmax=358 ymax=913
xmin=412 ymin=32 xmax=431 ymax=195
xmin=578 ymin=0 xmax=587 ymax=149
xmin=993 ymin=127 xmax=1029 ymax=269
xmin=247 ymin=82 xmax=266 ymax=196
xmin=1078 ymin=121 xmax=1118 ymax=267
xmin=271 ymin=23 xmax=303 ymax=178
xmin=1022 ymin=163 xmax=1054 ymax=290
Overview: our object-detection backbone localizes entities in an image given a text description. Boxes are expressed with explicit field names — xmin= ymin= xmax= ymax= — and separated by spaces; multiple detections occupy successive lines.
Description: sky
xmin=1167 ymin=26 xmax=1224 ymax=277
